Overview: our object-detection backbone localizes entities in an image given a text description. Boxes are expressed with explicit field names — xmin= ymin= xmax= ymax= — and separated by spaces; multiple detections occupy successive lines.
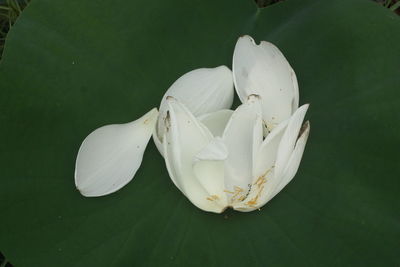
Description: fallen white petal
xmin=75 ymin=108 xmax=158 ymax=197
xmin=233 ymin=35 xmax=299 ymax=127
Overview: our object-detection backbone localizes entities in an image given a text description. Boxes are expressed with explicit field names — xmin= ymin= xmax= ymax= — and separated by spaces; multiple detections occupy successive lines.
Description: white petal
xmin=193 ymin=160 xmax=228 ymax=208
xmin=222 ymin=95 xmax=262 ymax=203
xmin=246 ymin=106 xmax=309 ymax=208
xmin=291 ymin=69 xmax=300 ymax=113
xmin=271 ymin=121 xmax=310 ymax=199
xmin=164 ymin=98 xmax=227 ymax=213
xmin=252 ymin=114 xmax=264 ymax=173
xmin=254 ymin=119 xmax=289 ymax=179
xmin=274 ymin=104 xmax=309 ymax=179
xmin=193 ymin=137 xmax=229 ymax=207
xmin=157 ymin=66 xmax=234 ymax=140
xmin=163 ymin=132 xmax=184 ymax=192
xmin=75 ymin=108 xmax=158 ymax=197
xmin=232 ymin=119 xmax=288 ymax=212
xmin=198 ymin=109 xmax=234 ymax=137
xmin=194 ymin=137 xmax=228 ymax=162
xmin=233 ymin=105 xmax=309 ymax=212
xmin=233 ymin=35 xmax=299 ymax=127
xmin=152 ymin=132 xmax=164 ymax=157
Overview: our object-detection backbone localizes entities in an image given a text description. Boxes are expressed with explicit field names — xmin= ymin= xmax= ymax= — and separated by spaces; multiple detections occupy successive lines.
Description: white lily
xmin=154 ymin=66 xmax=234 ymax=155
xmin=163 ymin=96 xmax=309 ymax=213
xmin=233 ymin=35 xmax=299 ymax=130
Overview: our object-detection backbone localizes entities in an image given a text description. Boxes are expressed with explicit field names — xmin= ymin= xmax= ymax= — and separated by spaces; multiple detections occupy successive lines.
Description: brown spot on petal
xmin=164 ymin=111 xmax=171 ymax=132
xmin=298 ymin=121 xmax=310 ymax=140
xmin=247 ymin=94 xmax=261 ymax=100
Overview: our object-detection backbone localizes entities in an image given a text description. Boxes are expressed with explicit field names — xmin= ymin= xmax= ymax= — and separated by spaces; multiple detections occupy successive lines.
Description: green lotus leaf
xmin=0 ymin=0 xmax=399 ymax=265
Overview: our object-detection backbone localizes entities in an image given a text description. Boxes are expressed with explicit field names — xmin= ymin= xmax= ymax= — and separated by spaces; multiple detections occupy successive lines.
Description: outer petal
xmin=222 ymin=95 xmax=262 ymax=203
xmin=198 ymin=109 xmax=234 ymax=137
xmin=232 ymin=119 xmax=288 ymax=212
xmin=152 ymin=132 xmax=164 ymax=157
xmin=157 ymin=66 xmax=234 ymax=141
xmin=253 ymin=119 xmax=289 ymax=180
xmin=75 ymin=108 xmax=158 ymax=197
xmin=233 ymin=35 xmax=299 ymax=127
xmin=271 ymin=121 xmax=310 ymax=199
xmin=274 ymin=104 xmax=309 ymax=179
xmin=234 ymin=105 xmax=310 ymax=212
xmin=246 ymin=107 xmax=309 ymax=210
xmin=163 ymin=98 xmax=227 ymax=213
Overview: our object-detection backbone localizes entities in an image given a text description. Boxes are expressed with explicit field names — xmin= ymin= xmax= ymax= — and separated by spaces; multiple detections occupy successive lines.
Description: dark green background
xmin=0 ymin=0 xmax=399 ymax=266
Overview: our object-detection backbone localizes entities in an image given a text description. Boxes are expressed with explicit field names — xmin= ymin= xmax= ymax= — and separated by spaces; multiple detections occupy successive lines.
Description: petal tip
xmin=238 ymin=35 xmax=255 ymax=44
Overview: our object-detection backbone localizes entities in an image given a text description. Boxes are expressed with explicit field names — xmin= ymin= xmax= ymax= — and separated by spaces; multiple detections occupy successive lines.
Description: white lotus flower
xmin=163 ymin=96 xmax=309 ymax=213
xmin=154 ymin=66 xmax=234 ymax=155
xmin=233 ymin=35 xmax=299 ymax=130
xmin=73 ymin=35 xmax=309 ymax=210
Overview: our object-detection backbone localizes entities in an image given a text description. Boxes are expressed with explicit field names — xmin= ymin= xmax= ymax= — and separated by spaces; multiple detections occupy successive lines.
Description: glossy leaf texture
xmin=0 ymin=0 xmax=399 ymax=266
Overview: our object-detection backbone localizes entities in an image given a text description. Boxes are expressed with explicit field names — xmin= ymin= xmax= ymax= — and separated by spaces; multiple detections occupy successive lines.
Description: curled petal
xmin=75 ymin=108 xmax=158 ymax=197
xmin=252 ymin=107 xmax=309 ymax=210
xmin=274 ymin=104 xmax=309 ymax=179
xmin=223 ymin=95 xmax=262 ymax=203
xmin=156 ymin=109 xmax=233 ymax=157
xmin=234 ymin=105 xmax=310 ymax=211
xmin=233 ymin=35 xmax=298 ymax=127
xmin=157 ymin=66 xmax=234 ymax=141
xmin=270 ymin=121 xmax=310 ymax=200
xmin=152 ymin=132 xmax=164 ymax=157
xmin=232 ymin=119 xmax=288 ymax=212
xmin=164 ymin=98 xmax=227 ymax=213
xmin=254 ymin=119 xmax=289 ymax=180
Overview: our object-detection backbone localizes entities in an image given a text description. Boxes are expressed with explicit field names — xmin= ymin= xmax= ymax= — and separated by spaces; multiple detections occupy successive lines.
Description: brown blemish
xmin=298 ymin=121 xmax=310 ymax=139
xmin=164 ymin=111 xmax=171 ymax=132
xmin=247 ymin=94 xmax=261 ymax=100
